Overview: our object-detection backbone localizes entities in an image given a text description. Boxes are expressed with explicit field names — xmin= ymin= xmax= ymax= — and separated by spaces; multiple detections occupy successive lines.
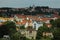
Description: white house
xmin=33 ymin=21 xmax=43 ymax=30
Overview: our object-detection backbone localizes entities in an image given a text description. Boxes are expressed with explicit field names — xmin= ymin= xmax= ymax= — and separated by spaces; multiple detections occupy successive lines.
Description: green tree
xmin=50 ymin=18 xmax=60 ymax=40
xmin=53 ymin=28 xmax=60 ymax=40
xmin=11 ymin=32 xmax=21 ymax=40
xmin=50 ymin=18 xmax=60 ymax=28
xmin=52 ymin=18 xmax=60 ymax=40
xmin=4 ymin=21 xmax=17 ymax=35
xmin=50 ymin=19 xmax=56 ymax=27
xmin=20 ymin=25 xmax=25 ymax=29
xmin=55 ymin=18 xmax=60 ymax=27
xmin=36 ymin=26 xmax=43 ymax=40
xmin=36 ymin=23 xmax=52 ymax=40
xmin=0 ymin=21 xmax=16 ymax=38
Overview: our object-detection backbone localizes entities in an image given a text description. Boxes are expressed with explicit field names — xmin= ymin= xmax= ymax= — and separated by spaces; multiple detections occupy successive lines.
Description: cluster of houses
xmin=0 ymin=14 xmax=57 ymax=30
xmin=0 ymin=13 xmax=60 ymax=39
xmin=0 ymin=6 xmax=60 ymax=39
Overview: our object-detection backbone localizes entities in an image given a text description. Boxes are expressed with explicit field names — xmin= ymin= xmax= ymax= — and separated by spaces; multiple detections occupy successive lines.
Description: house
xmin=0 ymin=17 xmax=14 ymax=22
xmin=19 ymin=29 xmax=37 ymax=40
xmin=43 ymin=32 xmax=53 ymax=38
xmin=32 ymin=21 xmax=43 ymax=30
xmin=14 ymin=15 xmax=33 ymax=28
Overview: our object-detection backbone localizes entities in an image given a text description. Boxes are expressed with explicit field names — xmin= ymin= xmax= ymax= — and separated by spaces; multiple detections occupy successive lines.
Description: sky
xmin=0 ymin=0 xmax=60 ymax=8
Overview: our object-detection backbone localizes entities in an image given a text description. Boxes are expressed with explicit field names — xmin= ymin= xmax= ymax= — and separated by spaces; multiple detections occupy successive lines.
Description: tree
xmin=55 ymin=18 xmax=60 ymax=27
xmin=51 ymin=18 xmax=60 ymax=40
xmin=36 ymin=23 xmax=53 ymax=40
xmin=50 ymin=19 xmax=56 ymax=27
xmin=50 ymin=18 xmax=60 ymax=28
xmin=0 ymin=21 xmax=16 ymax=38
xmin=36 ymin=26 xmax=43 ymax=40
xmin=4 ymin=21 xmax=17 ymax=35
xmin=11 ymin=31 xmax=30 ymax=40
xmin=50 ymin=18 xmax=60 ymax=40
xmin=11 ymin=32 xmax=21 ymax=40
xmin=53 ymin=28 xmax=60 ymax=40
xmin=20 ymin=25 xmax=25 ymax=29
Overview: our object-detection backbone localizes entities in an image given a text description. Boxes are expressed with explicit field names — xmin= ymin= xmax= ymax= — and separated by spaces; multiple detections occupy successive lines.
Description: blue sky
xmin=0 ymin=0 xmax=60 ymax=8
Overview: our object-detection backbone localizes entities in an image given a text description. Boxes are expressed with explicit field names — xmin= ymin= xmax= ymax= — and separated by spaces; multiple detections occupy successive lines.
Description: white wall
xmin=33 ymin=21 xmax=43 ymax=30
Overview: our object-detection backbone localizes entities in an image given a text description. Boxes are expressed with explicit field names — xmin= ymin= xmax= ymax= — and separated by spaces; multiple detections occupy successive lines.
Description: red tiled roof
xmin=39 ymin=18 xmax=51 ymax=22
xmin=16 ymin=19 xmax=32 ymax=25
xmin=15 ymin=14 xmax=26 ymax=18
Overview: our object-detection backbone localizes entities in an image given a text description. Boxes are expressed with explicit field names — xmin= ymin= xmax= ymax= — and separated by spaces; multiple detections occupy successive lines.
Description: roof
xmin=16 ymin=19 xmax=32 ymax=25
xmin=15 ymin=14 xmax=26 ymax=18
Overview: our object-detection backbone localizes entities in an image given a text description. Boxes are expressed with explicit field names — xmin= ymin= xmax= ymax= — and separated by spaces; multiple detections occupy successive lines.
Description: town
xmin=0 ymin=6 xmax=60 ymax=40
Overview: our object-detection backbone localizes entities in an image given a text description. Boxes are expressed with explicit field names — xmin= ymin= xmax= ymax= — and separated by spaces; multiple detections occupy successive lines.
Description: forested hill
xmin=0 ymin=6 xmax=60 ymax=17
